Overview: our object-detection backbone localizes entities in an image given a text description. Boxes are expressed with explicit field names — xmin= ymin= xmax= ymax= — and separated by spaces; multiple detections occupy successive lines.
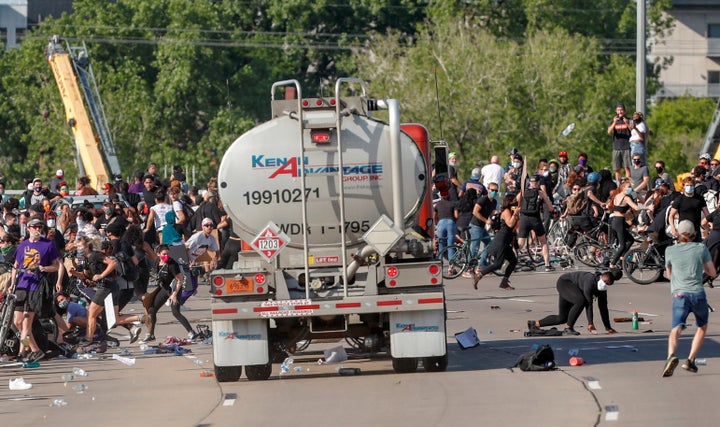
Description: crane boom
xmin=45 ymin=35 xmax=120 ymax=189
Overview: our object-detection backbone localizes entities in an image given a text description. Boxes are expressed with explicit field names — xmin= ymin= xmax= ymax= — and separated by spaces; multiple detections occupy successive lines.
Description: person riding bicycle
xmin=562 ymin=171 xmax=607 ymax=248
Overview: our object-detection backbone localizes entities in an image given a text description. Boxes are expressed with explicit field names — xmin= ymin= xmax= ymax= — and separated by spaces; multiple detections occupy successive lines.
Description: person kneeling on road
xmin=528 ymin=269 xmax=622 ymax=336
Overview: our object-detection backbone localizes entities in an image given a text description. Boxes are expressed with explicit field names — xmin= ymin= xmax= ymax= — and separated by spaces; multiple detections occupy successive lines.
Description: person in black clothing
xmin=528 ymin=270 xmax=621 ymax=335
xmin=141 ymin=175 xmax=158 ymax=209
xmin=140 ymin=245 xmax=190 ymax=343
xmin=608 ymin=179 xmax=645 ymax=269
xmin=515 ymin=175 xmax=554 ymax=271
xmin=668 ymin=176 xmax=709 ymax=243
xmin=608 ymin=103 xmax=632 ymax=183
xmin=473 ymin=194 xmax=520 ymax=290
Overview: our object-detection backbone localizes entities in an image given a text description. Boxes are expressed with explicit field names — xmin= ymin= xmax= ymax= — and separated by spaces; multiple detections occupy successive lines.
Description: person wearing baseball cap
xmin=662 ymin=220 xmax=717 ymax=377
xmin=50 ymin=169 xmax=64 ymax=193
xmin=11 ymin=216 xmax=61 ymax=363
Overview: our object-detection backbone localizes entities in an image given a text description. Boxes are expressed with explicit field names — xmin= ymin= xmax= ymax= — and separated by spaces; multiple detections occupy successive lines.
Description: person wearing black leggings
xmin=473 ymin=195 xmax=520 ymax=290
xmin=529 ymin=270 xmax=620 ymax=335
xmin=140 ymin=245 xmax=192 ymax=343
xmin=608 ymin=179 xmax=643 ymax=269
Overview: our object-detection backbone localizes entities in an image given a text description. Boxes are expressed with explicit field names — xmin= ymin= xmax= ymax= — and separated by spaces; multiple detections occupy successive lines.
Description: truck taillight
xmin=428 ymin=264 xmax=440 ymax=276
xmin=311 ymin=129 xmax=331 ymax=144
xmin=386 ymin=267 xmax=399 ymax=278
xmin=212 ymin=276 xmax=224 ymax=287
xmin=254 ymin=273 xmax=266 ymax=284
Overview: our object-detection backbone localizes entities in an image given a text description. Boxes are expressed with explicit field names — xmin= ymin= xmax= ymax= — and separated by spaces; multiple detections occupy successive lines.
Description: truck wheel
xmin=215 ymin=365 xmax=242 ymax=382
xmin=423 ymin=354 xmax=448 ymax=372
xmin=392 ymin=357 xmax=418 ymax=373
xmin=245 ymin=362 xmax=272 ymax=381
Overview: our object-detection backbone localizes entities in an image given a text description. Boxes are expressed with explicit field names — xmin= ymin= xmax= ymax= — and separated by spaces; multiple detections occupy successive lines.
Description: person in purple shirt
xmin=128 ymin=170 xmax=145 ymax=194
xmin=11 ymin=218 xmax=60 ymax=363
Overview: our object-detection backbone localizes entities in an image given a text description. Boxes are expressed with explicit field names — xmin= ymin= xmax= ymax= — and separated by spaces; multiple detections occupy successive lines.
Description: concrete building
xmin=653 ymin=0 xmax=720 ymax=98
xmin=0 ymin=0 xmax=73 ymax=51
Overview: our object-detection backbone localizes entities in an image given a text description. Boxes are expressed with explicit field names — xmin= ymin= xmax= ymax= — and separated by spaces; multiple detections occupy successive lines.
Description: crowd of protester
xmin=0 ymin=162 xmax=234 ymax=362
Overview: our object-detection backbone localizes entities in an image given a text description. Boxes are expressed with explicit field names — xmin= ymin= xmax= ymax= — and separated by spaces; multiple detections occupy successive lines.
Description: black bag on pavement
xmin=512 ymin=344 xmax=556 ymax=371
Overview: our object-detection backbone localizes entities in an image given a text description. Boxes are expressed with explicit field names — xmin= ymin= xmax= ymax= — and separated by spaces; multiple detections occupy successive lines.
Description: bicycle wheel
xmin=547 ymin=218 xmax=568 ymax=249
xmin=622 ymin=248 xmax=663 ymax=284
xmin=573 ymin=242 xmax=606 ymax=268
xmin=437 ymin=244 xmax=467 ymax=279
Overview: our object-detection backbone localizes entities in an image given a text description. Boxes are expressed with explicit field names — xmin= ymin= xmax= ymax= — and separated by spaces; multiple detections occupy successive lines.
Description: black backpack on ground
xmin=511 ymin=344 xmax=556 ymax=371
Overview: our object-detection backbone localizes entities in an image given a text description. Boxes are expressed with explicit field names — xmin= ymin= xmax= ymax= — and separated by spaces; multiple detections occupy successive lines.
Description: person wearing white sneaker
xmin=663 ymin=220 xmax=717 ymax=377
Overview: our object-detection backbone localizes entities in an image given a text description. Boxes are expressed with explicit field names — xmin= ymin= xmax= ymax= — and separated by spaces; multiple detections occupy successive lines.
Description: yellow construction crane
xmin=45 ymin=35 xmax=121 ymax=190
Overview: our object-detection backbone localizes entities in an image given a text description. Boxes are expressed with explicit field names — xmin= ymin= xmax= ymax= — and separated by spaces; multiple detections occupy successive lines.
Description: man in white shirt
xmin=481 ymin=156 xmax=505 ymax=192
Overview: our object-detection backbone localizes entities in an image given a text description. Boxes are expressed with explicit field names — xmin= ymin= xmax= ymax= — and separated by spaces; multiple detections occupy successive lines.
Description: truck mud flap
xmin=389 ymin=310 xmax=446 ymax=358
xmin=213 ymin=319 xmax=269 ymax=366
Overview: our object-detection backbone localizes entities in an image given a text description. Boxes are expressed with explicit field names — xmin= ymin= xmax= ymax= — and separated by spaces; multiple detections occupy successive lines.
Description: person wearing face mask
xmin=651 ymin=160 xmax=673 ymax=189
xmin=608 ymin=179 xmax=645 ymax=269
xmin=662 ymin=220 xmax=717 ymax=377
xmin=504 ymin=154 xmax=524 ymax=196
xmin=669 ymin=177 xmax=709 ymax=243
xmin=472 ymin=194 xmax=520 ymax=290
xmin=23 ymin=178 xmax=60 ymax=211
xmin=528 ymin=269 xmax=621 ymax=336
xmin=547 ymin=160 xmax=560 ymax=194
xmin=140 ymin=245 xmax=188 ymax=344
xmin=11 ymin=218 xmax=61 ymax=362
xmin=575 ymin=153 xmax=594 ymax=175
xmin=629 ymin=154 xmax=650 ymax=203
xmin=469 ymin=182 xmax=500 ymax=268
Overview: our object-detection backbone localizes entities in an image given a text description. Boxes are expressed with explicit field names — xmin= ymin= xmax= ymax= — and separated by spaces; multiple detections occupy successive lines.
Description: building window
xmin=710 ymin=71 xmax=720 ymax=85
xmin=709 ymin=24 xmax=720 ymax=38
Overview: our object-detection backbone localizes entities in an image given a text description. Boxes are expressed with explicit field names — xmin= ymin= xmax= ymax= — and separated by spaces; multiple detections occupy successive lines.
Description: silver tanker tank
xmin=218 ymin=108 xmax=428 ymax=250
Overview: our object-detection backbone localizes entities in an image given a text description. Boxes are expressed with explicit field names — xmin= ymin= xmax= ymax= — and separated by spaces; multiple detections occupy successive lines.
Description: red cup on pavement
xmin=569 ymin=357 xmax=585 ymax=366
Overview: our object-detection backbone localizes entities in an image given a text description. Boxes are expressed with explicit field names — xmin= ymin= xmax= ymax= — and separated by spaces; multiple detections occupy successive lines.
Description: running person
xmin=140 ymin=245 xmax=186 ymax=343
xmin=472 ymin=195 xmax=520 ymax=290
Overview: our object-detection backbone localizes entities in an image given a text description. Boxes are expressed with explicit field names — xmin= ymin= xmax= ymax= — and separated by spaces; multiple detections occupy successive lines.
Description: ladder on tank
xmin=271 ymin=79 xmax=367 ymax=299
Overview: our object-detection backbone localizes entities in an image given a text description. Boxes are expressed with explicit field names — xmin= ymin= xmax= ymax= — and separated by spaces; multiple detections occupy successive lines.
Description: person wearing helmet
xmin=557 ymin=150 xmax=572 ymax=188
xmin=459 ymin=167 xmax=487 ymax=199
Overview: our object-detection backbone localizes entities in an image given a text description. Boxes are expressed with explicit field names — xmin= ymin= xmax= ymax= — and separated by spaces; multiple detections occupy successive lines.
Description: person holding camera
xmin=608 ymin=103 xmax=632 ymax=183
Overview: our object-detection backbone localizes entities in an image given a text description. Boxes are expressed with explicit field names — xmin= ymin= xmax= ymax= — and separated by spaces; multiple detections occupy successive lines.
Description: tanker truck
xmin=210 ymin=78 xmax=447 ymax=381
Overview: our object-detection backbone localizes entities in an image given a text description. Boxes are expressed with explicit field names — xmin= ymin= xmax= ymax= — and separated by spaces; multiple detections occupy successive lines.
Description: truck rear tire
xmin=215 ymin=365 xmax=242 ymax=382
xmin=245 ymin=362 xmax=272 ymax=381
xmin=392 ymin=357 xmax=418 ymax=373
xmin=423 ymin=354 xmax=448 ymax=372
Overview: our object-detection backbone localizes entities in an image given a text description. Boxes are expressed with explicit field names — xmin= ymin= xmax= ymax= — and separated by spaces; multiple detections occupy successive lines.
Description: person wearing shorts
xmin=608 ymin=103 xmax=632 ymax=183
xmin=662 ymin=220 xmax=717 ymax=377
xmin=515 ymin=176 xmax=555 ymax=271
xmin=12 ymin=218 xmax=60 ymax=363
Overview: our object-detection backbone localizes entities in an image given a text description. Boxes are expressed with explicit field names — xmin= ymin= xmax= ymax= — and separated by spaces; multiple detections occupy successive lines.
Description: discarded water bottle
xmin=283 ymin=357 xmax=294 ymax=365
xmin=112 ymin=354 xmax=136 ymax=366
xmin=294 ymin=366 xmax=302 ymax=372
xmin=71 ymin=384 xmax=87 ymax=393
xmin=194 ymin=359 xmax=203 ymax=366
xmin=139 ymin=344 xmax=148 ymax=351
xmin=72 ymin=367 xmax=88 ymax=377
xmin=562 ymin=123 xmax=575 ymax=137
xmin=696 ymin=358 xmax=707 ymax=366
xmin=50 ymin=399 xmax=68 ymax=407
xmin=120 ymin=348 xmax=132 ymax=356
xmin=77 ymin=354 xmax=92 ymax=360
xmin=61 ymin=374 xmax=75 ymax=382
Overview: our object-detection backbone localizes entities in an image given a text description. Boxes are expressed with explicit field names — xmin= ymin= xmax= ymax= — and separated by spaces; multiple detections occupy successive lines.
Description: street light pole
xmin=637 ymin=0 xmax=646 ymax=117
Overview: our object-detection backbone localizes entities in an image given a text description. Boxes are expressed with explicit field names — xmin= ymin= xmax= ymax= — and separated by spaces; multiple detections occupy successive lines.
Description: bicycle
xmin=436 ymin=230 xmax=487 ymax=279
xmin=622 ymin=232 xmax=673 ymax=285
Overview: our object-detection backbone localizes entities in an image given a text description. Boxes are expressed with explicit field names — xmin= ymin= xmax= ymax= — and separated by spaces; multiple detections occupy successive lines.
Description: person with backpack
xmin=515 ymin=175 xmax=555 ymax=271
xmin=169 ymin=186 xmax=194 ymax=239
xmin=527 ymin=269 xmax=622 ymax=336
